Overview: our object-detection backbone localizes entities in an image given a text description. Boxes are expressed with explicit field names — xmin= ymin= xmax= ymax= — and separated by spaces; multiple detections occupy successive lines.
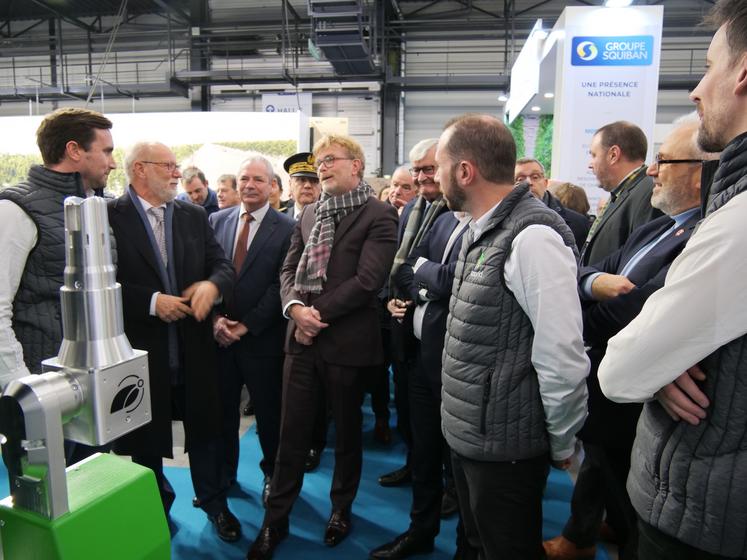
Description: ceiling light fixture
xmin=498 ymin=94 xmax=508 ymax=102
xmin=543 ymin=92 xmax=554 ymax=99
xmin=531 ymin=106 xmax=541 ymax=112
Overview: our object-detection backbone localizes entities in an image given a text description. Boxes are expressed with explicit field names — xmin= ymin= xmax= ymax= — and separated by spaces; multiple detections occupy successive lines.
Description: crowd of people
xmin=0 ymin=2 xmax=746 ymax=559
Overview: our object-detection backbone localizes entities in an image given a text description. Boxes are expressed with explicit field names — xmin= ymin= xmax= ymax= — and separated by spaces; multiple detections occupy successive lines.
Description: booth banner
xmin=551 ymin=6 xmax=663 ymax=209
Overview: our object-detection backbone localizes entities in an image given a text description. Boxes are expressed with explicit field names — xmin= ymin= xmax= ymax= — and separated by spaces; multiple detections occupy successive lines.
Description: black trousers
xmin=563 ymin=442 xmax=637 ymax=558
xmin=218 ymin=344 xmax=283 ymax=482
xmin=264 ymin=347 xmax=364 ymax=528
xmin=451 ymin=450 xmax=549 ymax=560
xmin=132 ymin=383 xmax=227 ymax=517
xmin=409 ymin=354 xmax=448 ymax=538
xmin=638 ymin=520 xmax=733 ymax=560
xmin=133 ymin=438 xmax=226 ymax=517
xmin=361 ymin=328 xmax=392 ymax=422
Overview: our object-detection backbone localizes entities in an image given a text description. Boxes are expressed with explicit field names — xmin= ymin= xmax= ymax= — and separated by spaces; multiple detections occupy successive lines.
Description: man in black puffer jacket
xmin=600 ymin=2 xmax=747 ymax=558
xmin=0 ymin=107 xmax=115 ymax=389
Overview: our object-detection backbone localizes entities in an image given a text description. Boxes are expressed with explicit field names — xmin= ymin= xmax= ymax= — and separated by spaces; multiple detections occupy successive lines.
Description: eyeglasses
xmin=515 ymin=173 xmax=544 ymax=183
xmin=314 ymin=155 xmax=354 ymax=171
xmin=142 ymin=161 xmax=180 ymax=172
xmin=409 ymin=165 xmax=436 ymax=177
xmin=653 ymin=154 xmax=705 ymax=173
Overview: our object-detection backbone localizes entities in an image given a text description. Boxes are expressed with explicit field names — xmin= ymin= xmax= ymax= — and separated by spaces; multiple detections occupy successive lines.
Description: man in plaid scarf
xmin=247 ymin=134 xmax=398 ymax=560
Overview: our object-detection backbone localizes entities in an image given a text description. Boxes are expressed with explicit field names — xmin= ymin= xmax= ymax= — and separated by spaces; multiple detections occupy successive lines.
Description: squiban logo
xmin=576 ymin=41 xmax=598 ymax=62
xmin=571 ymin=36 xmax=654 ymax=67
xmin=110 ymin=375 xmax=146 ymax=414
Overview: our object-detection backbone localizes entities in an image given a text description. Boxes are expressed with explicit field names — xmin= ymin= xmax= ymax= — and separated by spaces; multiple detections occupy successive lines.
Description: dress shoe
xmin=369 ymin=530 xmax=434 ymax=559
xmin=243 ymin=401 xmax=255 ymax=416
xmin=543 ymin=535 xmax=596 ymax=560
xmin=246 ymin=525 xmax=289 ymax=560
xmin=304 ymin=448 xmax=321 ymax=472
xmin=209 ymin=507 xmax=242 ymax=542
xmin=262 ymin=476 xmax=271 ymax=507
xmin=378 ymin=464 xmax=411 ymax=487
xmin=324 ymin=508 xmax=351 ymax=547
xmin=373 ymin=417 xmax=392 ymax=445
xmin=440 ymin=485 xmax=459 ymax=518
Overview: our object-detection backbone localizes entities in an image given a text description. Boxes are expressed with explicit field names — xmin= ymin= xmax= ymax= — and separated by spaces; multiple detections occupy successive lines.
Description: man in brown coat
xmin=247 ymin=134 xmax=398 ymax=559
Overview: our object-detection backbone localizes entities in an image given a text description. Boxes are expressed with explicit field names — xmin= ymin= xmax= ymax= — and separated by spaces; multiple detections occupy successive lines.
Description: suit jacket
xmin=280 ymin=196 xmax=398 ymax=367
xmin=282 ymin=204 xmax=301 ymax=221
xmin=581 ymin=166 xmax=662 ymax=266
xmin=578 ymin=210 xmax=700 ymax=448
xmin=108 ymin=192 xmax=234 ymax=457
xmin=209 ymin=205 xmax=295 ymax=356
xmin=395 ymin=212 xmax=466 ymax=385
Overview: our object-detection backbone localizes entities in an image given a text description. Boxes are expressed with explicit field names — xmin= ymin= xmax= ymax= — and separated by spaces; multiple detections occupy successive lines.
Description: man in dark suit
xmin=208 ymin=156 xmax=295 ymax=506
xmin=380 ymin=138 xmax=449 ymax=488
xmin=108 ymin=141 xmax=240 ymax=542
xmin=544 ymin=118 xmax=713 ymax=560
xmin=514 ymin=157 xmax=590 ymax=250
xmin=370 ymin=210 xmax=471 ymax=559
xmin=581 ymin=121 xmax=663 ymax=266
xmin=246 ymin=134 xmax=398 ymax=559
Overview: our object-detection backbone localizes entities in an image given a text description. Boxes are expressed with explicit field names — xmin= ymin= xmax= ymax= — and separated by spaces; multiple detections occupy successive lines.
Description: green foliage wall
xmin=508 ymin=116 xmax=525 ymax=159
xmin=535 ymin=115 xmax=554 ymax=177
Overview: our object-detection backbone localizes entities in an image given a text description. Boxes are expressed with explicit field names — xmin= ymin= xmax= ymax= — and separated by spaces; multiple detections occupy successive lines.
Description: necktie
xmin=233 ymin=213 xmax=253 ymax=272
xmin=148 ymin=206 xmax=167 ymax=266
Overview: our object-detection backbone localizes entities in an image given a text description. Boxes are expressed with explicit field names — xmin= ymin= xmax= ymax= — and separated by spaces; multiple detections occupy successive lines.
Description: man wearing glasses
xmin=544 ymin=115 xmax=715 ymax=560
xmin=247 ymin=134 xmax=398 ymax=559
xmin=582 ymin=121 xmax=662 ymax=266
xmin=514 ymin=157 xmax=590 ymax=250
xmin=379 ymin=138 xmax=449 ymax=491
xmin=107 ymin=141 xmax=239 ymax=542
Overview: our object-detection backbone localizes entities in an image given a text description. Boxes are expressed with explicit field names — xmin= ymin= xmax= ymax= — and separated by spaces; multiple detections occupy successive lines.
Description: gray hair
xmin=516 ymin=157 xmax=546 ymax=174
xmin=237 ymin=155 xmax=274 ymax=180
xmin=672 ymin=112 xmax=718 ymax=160
xmin=408 ymin=138 xmax=438 ymax=162
xmin=124 ymin=141 xmax=164 ymax=184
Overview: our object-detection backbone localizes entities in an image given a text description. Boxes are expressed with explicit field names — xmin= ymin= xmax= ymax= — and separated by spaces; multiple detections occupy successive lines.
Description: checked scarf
xmin=388 ymin=195 xmax=447 ymax=298
xmin=294 ymin=181 xmax=375 ymax=294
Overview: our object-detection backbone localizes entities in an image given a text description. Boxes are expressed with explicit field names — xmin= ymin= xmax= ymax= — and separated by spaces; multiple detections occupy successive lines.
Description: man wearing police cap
xmin=283 ymin=152 xmax=321 ymax=221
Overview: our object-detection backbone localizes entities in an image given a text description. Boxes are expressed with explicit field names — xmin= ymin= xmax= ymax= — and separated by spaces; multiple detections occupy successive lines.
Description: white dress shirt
xmin=471 ymin=204 xmax=590 ymax=461
xmin=599 ymin=192 xmax=747 ymax=403
xmin=0 ymin=200 xmax=37 ymax=388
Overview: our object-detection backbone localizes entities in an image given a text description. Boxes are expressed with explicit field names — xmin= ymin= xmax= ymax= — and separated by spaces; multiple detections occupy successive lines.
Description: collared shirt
xmin=135 ymin=194 xmax=168 ymax=317
xmin=412 ymin=212 xmax=471 ymax=340
xmin=0 ymin=200 xmax=37 ymax=387
xmin=469 ymin=200 xmax=590 ymax=461
xmin=599 ymin=192 xmax=747 ymax=402
xmin=581 ymin=207 xmax=700 ymax=299
xmin=233 ymin=202 xmax=270 ymax=259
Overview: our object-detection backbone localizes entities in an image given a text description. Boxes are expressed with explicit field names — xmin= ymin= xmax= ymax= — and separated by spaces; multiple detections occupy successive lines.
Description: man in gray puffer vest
xmin=600 ymin=2 xmax=747 ymax=558
xmin=0 ymin=108 xmax=116 ymax=390
xmin=437 ymin=114 xmax=589 ymax=559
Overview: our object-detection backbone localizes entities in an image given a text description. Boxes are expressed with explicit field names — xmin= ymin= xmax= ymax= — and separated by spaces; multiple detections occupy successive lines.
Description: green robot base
xmin=0 ymin=198 xmax=168 ymax=559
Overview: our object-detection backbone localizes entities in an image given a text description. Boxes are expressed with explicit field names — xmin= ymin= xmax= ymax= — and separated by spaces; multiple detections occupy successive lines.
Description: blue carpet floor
xmin=0 ymin=401 xmax=611 ymax=559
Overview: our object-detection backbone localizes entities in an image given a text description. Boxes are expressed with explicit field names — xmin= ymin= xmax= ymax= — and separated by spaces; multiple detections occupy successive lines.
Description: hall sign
xmin=572 ymin=36 xmax=654 ymax=66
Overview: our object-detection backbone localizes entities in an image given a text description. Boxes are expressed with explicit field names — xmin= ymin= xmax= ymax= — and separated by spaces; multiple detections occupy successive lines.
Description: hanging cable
xmin=85 ymin=0 xmax=129 ymax=107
